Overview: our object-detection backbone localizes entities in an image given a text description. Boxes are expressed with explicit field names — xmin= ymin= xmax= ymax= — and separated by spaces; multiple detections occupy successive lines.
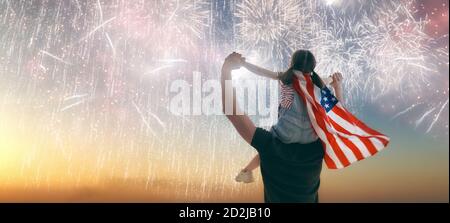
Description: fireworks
xmin=235 ymin=0 xmax=309 ymax=69
xmin=308 ymin=23 xmax=367 ymax=111
xmin=115 ymin=0 xmax=210 ymax=56
xmin=0 ymin=0 xmax=447 ymax=140
xmin=359 ymin=2 xmax=437 ymax=98
xmin=354 ymin=1 xmax=449 ymax=136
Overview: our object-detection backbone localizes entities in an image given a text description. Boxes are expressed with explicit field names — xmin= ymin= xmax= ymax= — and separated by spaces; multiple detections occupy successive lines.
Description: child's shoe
xmin=235 ymin=169 xmax=254 ymax=183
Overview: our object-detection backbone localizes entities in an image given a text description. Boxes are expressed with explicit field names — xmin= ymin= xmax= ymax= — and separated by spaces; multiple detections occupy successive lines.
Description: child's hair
xmin=279 ymin=50 xmax=324 ymax=88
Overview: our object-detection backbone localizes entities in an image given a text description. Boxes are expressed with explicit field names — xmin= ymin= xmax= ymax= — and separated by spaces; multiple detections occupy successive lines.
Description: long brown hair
xmin=279 ymin=50 xmax=324 ymax=88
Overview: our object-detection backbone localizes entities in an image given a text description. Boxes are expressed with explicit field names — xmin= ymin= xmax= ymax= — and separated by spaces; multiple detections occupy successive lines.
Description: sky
xmin=0 ymin=0 xmax=448 ymax=202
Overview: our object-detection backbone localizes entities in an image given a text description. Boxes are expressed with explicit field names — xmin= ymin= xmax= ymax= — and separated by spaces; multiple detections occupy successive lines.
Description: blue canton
xmin=320 ymin=87 xmax=338 ymax=113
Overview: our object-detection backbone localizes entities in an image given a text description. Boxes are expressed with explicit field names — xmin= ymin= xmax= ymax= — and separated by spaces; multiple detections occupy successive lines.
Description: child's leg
xmin=235 ymin=154 xmax=260 ymax=183
xmin=243 ymin=154 xmax=260 ymax=172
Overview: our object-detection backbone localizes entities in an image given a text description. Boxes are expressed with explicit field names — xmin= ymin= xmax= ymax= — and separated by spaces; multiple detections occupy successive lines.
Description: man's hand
xmin=220 ymin=52 xmax=256 ymax=144
xmin=223 ymin=52 xmax=244 ymax=71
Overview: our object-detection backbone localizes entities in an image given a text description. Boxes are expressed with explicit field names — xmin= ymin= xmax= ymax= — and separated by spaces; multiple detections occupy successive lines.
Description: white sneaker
xmin=235 ymin=170 xmax=254 ymax=183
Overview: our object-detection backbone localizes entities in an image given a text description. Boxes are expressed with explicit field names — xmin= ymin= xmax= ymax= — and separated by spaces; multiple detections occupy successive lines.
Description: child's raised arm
xmin=330 ymin=72 xmax=344 ymax=103
xmin=241 ymin=59 xmax=280 ymax=80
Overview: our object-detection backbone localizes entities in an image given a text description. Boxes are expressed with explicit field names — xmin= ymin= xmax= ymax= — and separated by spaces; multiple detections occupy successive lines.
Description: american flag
xmin=279 ymin=81 xmax=295 ymax=109
xmin=292 ymin=71 xmax=390 ymax=169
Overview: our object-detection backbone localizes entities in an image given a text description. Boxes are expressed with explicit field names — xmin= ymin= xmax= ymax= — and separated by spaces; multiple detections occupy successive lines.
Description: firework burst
xmin=358 ymin=2 xmax=438 ymax=100
xmin=310 ymin=30 xmax=366 ymax=111
xmin=235 ymin=0 xmax=309 ymax=69
xmin=113 ymin=0 xmax=210 ymax=58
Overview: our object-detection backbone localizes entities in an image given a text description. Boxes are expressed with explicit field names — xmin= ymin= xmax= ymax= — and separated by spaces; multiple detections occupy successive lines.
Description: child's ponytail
xmin=279 ymin=67 xmax=295 ymax=85
xmin=311 ymin=70 xmax=325 ymax=89
xmin=280 ymin=69 xmax=324 ymax=89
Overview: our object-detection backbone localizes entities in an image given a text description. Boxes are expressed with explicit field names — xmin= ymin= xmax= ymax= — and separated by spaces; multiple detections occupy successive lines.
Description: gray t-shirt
xmin=270 ymin=81 xmax=319 ymax=144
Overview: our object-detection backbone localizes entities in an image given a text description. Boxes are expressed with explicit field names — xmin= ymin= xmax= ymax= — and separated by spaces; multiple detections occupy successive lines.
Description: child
xmin=234 ymin=50 xmax=344 ymax=183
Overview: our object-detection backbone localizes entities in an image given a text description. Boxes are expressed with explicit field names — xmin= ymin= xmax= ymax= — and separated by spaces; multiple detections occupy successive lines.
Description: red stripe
xmin=339 ymin=136 xmax=365 ymax=160
xmin=328 ymin=118 xmax=376 ymax=157
xmin=333 ymin=105 xmax=389 ymax=147
xmin=292 ymin=77 xmax=339 ymax=169
xmin=322 ymin=142 xmax=338 ymax=169
xmin=303 ymin=75 xmax=350 ymax=167
xmin=337 ymin=105 xmax=384 ymax=135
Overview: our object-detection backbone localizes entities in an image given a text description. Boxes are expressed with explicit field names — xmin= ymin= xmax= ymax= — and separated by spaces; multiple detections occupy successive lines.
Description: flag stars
xmin=320 ymin=87 xmax=338 ymax=113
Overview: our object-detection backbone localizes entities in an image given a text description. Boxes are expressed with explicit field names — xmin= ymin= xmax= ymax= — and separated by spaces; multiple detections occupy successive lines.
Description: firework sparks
xmin=63 ymin=94 xmax=89 ymax=101
xmin=359 ymin=3 xmax=438 ymax=99
xmin=40 ymin=50 xmax=72 ymax=65
xmin=145 ymin=65 xmax=174 ymax=75
xmin=113 ymin=0 xmax=210 ymax=57
xmin=415 ymin=106 xmax=436 ymax=128
xmin=426 ymin=99 xmax=449 ymax=133
xmin=156 ymin=59 xmax=188 ymax=63
xmin=391 ymin=102 xmax=423 ymax=120
xmin=77 ymin=16 xmax=117 ymax=44
xmin=132 ymin=100 xmax=158 ymax=138
xmin=60 ymin=99 xmax=86 ymax=112
xmin=235 ymin=0 xmax=309 ymax=69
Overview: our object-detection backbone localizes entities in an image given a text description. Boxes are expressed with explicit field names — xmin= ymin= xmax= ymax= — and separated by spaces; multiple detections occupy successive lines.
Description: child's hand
xmin=239 ymin=55 xmax=246 ymax=65
xmin=330 ymin=72 xmax=343 ymax=89
xmin=223 ymin=52 xmax=244 ymax=70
